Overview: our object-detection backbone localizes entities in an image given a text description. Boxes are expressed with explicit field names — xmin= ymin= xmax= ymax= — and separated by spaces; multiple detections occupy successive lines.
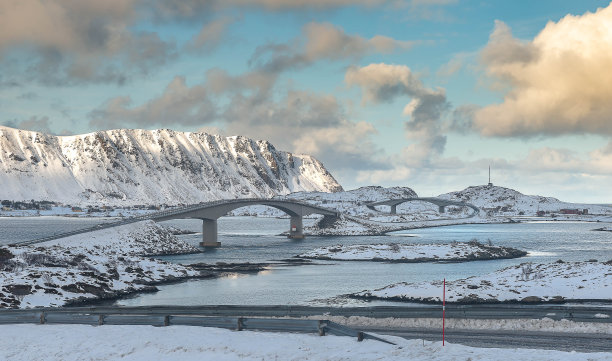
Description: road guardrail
xmin=0 ymin=308 xmax=394 ymax=344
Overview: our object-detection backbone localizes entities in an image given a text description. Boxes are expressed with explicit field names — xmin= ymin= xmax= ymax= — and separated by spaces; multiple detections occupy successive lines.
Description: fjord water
xmin=120 ymin=217 xmax=612 ymax=306
xmin=1 ymin=217 xmax=610 ymax=306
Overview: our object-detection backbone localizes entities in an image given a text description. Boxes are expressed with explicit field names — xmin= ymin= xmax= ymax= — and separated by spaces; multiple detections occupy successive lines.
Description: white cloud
xmin=475 ymin=4 xmax=612 ymax=136
xmin=345 ymin=63 xmax=450 ymax=165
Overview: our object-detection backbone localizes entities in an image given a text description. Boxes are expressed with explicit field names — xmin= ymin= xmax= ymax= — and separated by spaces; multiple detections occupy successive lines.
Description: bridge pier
xmin=288 ymin=215 xmax=304 ymax=239
xmin=439 ymin=206 xmax=445 ymax=214
xmin=390 ymin=205 xmax=397 ymax=215
xmin=200 ymin=218 xmax=220 ymax=247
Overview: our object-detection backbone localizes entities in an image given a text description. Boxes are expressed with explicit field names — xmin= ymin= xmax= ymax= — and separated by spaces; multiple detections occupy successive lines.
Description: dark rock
xmin=5 ymin=284 xmax=32 ymax=296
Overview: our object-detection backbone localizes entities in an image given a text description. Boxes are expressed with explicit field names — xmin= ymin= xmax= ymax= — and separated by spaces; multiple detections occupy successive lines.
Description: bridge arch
xmin=366 ymin=197 xmax=479 ymax=216
xmin=149 ymin=199 xmax=339 ymax=247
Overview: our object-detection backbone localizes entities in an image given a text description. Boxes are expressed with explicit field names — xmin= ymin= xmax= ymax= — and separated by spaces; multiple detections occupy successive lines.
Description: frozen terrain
xmin=0 ymin=221 xmax=199 ymax=308
xmin=297 ymin=241 xmax=527 ymax=262
xmin=0 ymin=324 xmax=609 ymax=361
xmin=0 ymin=126 xmax=341 ymax=205
xmin=439 ymin=185 xmax=612 ymax=217
xmin=353 ymin=261 xmax=612 ymax=303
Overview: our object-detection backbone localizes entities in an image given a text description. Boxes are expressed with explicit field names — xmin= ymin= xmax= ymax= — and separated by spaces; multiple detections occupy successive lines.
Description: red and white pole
xmin=442 ymin=278 xmax=446 ymax=346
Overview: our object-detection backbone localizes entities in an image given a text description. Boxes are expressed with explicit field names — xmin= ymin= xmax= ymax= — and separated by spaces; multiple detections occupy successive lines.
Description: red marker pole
xmin=443 ymin=278 xmax=446 ymax=346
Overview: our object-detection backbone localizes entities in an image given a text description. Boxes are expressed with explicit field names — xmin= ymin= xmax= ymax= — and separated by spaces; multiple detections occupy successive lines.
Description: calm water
xmin=0 ymin=216 xmax=113 ymax=245
xmin=2 ymin=216 xmax=610 ymax=306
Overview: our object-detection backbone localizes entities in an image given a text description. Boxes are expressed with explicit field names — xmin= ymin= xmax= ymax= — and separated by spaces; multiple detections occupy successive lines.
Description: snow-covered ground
xmin=297 ymin=241 xmax=526 ymax=262
xmin=353 ymin=261 xmax=612 ymax=303
xmin=0 ymin=221 xmax=200 ymax=308
xmin=312 ymin=315 xmax=612 ymax=334
xmin=0 ymin=324 xmax=609 ymax=361
xmin=304 ymin=213 xmax=505 ymax=236
xmin=440 ymin=185 xmax=612 ymax=217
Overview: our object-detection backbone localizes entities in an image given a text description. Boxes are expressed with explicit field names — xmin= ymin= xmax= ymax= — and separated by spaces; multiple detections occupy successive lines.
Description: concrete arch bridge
xmin=148 ymin=199 xmax=340 ymax=247
xmin=366 ymin=197 xmax=479 ymax=216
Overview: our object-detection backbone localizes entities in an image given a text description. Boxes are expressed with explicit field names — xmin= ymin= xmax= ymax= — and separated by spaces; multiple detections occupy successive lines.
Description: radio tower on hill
xmin=487 ymin=166 xmax=493 ymax=187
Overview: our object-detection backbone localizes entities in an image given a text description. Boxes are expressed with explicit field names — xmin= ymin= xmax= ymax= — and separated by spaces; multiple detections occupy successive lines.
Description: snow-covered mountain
xmin=438 ymin=184 xmax=611 ymax=215
xmin=0 ymin=126 xmax=342 ymax=205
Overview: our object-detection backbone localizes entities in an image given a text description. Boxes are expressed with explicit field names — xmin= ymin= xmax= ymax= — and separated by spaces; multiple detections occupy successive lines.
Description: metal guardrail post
xmin=237 ymin=317 xmax=244 ymax=331
xmin=318 ymin=320 xmax=326 ymax=336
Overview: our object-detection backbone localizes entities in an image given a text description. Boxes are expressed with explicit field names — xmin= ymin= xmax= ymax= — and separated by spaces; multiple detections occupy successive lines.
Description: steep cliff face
xmin=0 ymin=126 xmax=342 ymax=205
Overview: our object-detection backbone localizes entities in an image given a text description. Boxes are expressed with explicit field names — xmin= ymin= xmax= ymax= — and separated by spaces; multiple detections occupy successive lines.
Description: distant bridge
xmin=16 ymin=199 xmax=340 ymax=247
xmin=366 ymin=197 xmax=479 ymax=216
xmin=149 ymin=199 xmax=339 ymax=246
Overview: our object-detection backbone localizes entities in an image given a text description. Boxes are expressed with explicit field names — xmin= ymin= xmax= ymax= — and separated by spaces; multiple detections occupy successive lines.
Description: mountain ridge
xmin=0 ymin=126 xmax=342 ymax=205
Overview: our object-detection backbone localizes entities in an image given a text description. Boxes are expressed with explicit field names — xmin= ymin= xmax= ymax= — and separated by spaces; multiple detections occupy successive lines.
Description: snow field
xmin=0 ymin=324 xmax=609 ymax=361
xmin=355 ymin=261 xmax=612 ymax=303
xmin=0 ymin=221 xmax=199 ymax=308
xmin=297 ymin=242 xmax=525 ymax=262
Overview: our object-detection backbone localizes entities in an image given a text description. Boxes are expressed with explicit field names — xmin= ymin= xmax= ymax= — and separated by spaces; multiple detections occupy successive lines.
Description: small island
xmin=297 ymin=240 xmax=527 ymax=263
xmin=0 ymin=221 xmax=201 ymax=309
xmin=351 ymin=260 xmax=612 ymax=304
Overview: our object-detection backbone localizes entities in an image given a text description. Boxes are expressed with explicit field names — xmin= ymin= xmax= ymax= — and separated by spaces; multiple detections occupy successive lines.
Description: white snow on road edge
xmin=0 ymin=324 xmax=609 ymax=361
xmin=300 ymin=315 xmax=612 ymax=334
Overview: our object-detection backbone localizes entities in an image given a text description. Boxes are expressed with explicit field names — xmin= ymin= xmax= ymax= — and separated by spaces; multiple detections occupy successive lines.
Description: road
xmin=3 ymin=304 xmax=608 ymax=352
xmin=365 ymin=327 xmax=612 ymax=353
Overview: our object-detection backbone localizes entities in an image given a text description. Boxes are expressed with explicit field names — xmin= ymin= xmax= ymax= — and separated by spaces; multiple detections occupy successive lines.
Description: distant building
xmin=71 ymin=206 xmax=83 ymax=212
xmin=559 ymin=209 xmax=580 ymax=215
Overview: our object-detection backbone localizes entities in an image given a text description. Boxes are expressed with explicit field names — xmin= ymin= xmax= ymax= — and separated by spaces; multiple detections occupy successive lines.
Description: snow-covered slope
xmin=0 ymin=126 xmax=342 ymax=205
xmin=438 ymin=185 xmax=611 ymax=216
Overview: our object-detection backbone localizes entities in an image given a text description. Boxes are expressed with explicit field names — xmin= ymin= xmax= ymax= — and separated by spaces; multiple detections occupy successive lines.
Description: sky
xmin=1 ymin=0 xmax=612 ymax=203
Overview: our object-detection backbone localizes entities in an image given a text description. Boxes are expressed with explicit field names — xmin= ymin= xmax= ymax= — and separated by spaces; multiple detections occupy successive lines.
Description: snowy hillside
xmin=0 ymin=126 xmax=342 ymax=205
xmin=227 ymin=186 xmax=420 ymax=218
xmin=286 ymin=186 xmax=419 ymax=215
xmin=438 ymin=185 xmax=612 ymax=216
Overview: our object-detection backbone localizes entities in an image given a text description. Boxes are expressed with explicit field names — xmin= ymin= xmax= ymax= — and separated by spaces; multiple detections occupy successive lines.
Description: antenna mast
xmin=488 ymin=166 xmax=493 ymax=187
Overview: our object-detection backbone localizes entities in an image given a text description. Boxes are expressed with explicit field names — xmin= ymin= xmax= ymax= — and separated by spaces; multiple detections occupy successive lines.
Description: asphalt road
xmin=365 ymin=327 xmax=612 ymax=353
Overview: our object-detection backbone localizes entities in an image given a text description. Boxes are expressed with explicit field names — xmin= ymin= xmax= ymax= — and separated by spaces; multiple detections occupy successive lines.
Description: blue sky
xmin=1 ymin=0 xmax=611 ymax=202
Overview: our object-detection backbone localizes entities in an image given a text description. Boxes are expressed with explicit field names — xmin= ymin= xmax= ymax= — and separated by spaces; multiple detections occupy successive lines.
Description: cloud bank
xmin=475 ymin=4 xmax=612 ymax=137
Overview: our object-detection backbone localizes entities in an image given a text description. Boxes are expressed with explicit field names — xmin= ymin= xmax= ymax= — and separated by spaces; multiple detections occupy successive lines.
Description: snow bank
xmin=0 ymin=324 xmax=609 ymax=361
xmin=298 ymin=241 xmax=527 ymax=262
xmin=42 ymin=219 xmax=199 ymax=256
xmin=353 ymin=261 xmax=612 ymax=303
xmin=306 ymin=316 xmax=612 ymax=334
xmin=594 ymin=226 xmax=612 ymax=232
xmin=0 ymin=221 xmax=200 ymax=308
